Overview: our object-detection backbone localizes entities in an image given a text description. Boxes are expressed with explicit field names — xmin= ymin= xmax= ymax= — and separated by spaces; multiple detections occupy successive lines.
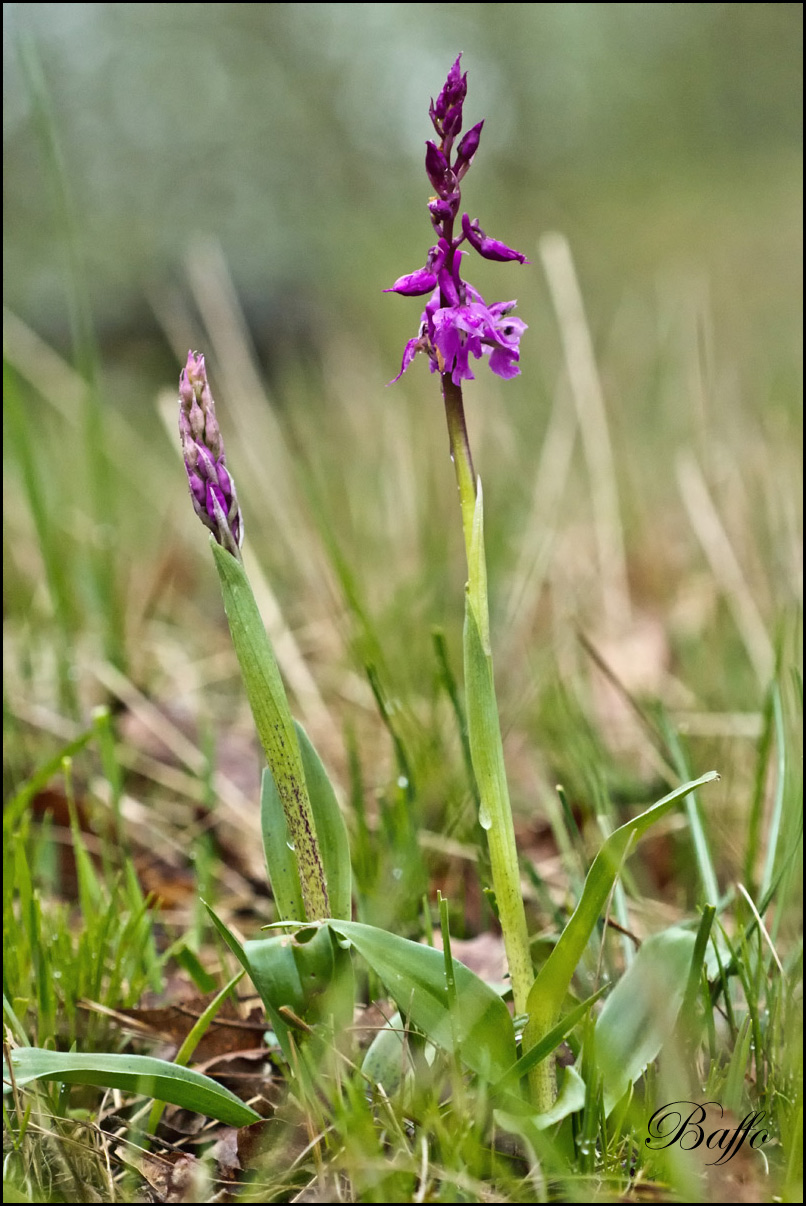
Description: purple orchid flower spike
xmin=386 ymin=55 xmax=542 ymax=1107
xmin=179 ymin=351 xmax=243 ymax=559
xmin=386 ymin=53 xmax=528 ymax=388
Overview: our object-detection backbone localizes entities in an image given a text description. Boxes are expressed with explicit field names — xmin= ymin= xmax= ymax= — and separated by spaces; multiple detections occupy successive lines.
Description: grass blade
xmin=524 ymin=771 xmax=719 ymax=1062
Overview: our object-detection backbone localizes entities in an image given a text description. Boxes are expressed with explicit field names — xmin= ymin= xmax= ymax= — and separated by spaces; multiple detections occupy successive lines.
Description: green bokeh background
xmin=4 ymin=2 xmax=801 ymax=388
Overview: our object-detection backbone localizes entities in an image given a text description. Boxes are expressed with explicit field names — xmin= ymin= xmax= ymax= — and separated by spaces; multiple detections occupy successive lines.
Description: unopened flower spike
xmin=179 ymin=350 xmax=243 ymax=559
xmin=386 ymin=53 xmax=529 ymax=387
xmin=175 ymin=348 xmax=332 ymax=922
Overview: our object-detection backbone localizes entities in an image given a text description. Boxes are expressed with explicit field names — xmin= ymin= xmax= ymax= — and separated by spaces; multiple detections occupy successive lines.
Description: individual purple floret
xmin=178 ymin=351 xmax=243 ymax=559
xmin=386 ymin=54 xmax=528 ymax=388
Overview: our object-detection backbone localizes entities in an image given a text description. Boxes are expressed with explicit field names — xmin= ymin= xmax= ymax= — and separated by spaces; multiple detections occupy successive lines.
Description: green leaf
xmin=493 ymin=984 xmax=610 ymax=1094
xmin=295 ymin=722 xmax=352 ymax=921
xmin=245 ymin=925 xmax=354 ymax=1039
xmin=260 ymin=767 xmax=305 ymax=923
xmin=524 ymin=771 xmax=719 ymax=1054
xmin=202 ymin=900 xmax=289 ymax=1056
xmin=494 ymin=1065 xmax=587 ymax=1146
xmin=174 ymin=945 xmax=218 ymax=994
xmin=723 ymin=1014 xmax=753 ymax=1114
xmin=244 ymin=933 xmax=313 ymax=1019
xmin=325 ymin=918 xmax=516 ymax=1083
xmin=203 ymin=901 xmax=294 ymax=1058
xmin=533 ymin=1064 xmax=587 ymax=1130
xmin=361 ymin=1010 xmax=412 ymax=1096
xmin=6 ymin=1048 xmax=260 ymax=1128
xmin=203 ymin=899 xmax=249 ymax=967
xmin=463 ymin=600 xmax=534 ymax=1014
xmin=594 ymin=927 xmax=696 ymax=1113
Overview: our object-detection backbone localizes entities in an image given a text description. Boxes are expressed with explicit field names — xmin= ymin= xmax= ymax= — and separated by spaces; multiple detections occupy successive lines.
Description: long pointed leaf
xmin=494 ymin=984 xmax=610 ymax=1094
xmin=524 ymin=771 xmax=719 ymax=1053
xmin=203 ymin=900 xmax=293 ymax=1059
xmin=325 ymin=918 xmax=515 ymax=1082
xmin=7 ymin=1048 xmax=260 ymax=1128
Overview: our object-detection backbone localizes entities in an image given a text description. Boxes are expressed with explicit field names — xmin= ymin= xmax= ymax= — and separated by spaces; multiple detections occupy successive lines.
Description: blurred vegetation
xmin=3 ymin=0 xmax=802 ymax=781
xmin=3 ymin=0 xmax=801 ymax=760
xmin=3 ymin=4 xmax=802 ymax=363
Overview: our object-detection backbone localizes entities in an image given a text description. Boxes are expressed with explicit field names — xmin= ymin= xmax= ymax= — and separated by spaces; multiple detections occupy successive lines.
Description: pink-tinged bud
xmin=178 ymin=350 xmax=243 ymax=558
xmin=442 ymin=102 xmax=463 ymax=141
xmin=384 ymin=268 xmax=439 ymax=296
xmin=428 ymin=196 xmax=457 ymax=224
xmin=384 ymin=243 xmax=448 ymax=296
xmin=425 ymin=141 xmax=456 ymax=198
xmin=455 ymin=121 xmax=483 ymax=179
xmin=461 ymin=214 xmax=529 ymax=264
xmin=432 ymin=55 xmax=467 ymax=124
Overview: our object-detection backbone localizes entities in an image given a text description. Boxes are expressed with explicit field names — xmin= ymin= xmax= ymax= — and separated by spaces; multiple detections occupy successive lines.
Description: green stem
xmin=442 ymin=374 xmax=477 ymax=557
xmin=210 ymin=539 xmax=329 ymax=920
xmin=441 ymin=372 xmax=541 ymax=1100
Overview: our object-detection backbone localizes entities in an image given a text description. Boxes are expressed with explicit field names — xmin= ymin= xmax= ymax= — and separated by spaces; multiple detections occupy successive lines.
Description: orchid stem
xmin=442 ymin=373 xmax=543 ymax=1105
xmin=442 ymin=373 xmax=477 ymax=551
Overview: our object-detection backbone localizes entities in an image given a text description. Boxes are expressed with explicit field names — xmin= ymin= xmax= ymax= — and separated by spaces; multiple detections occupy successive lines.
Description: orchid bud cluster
xmin=178 ymin=351 xmax=243 ymax=559
xmin=386 ymin=54 xmax=528 ymax=387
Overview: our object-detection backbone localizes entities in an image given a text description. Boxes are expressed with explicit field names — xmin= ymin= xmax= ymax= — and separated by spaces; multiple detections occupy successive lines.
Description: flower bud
xmin=461 ymin=214 xmax=529 ymax=263
xmin=178 ymin=351 xmax=243 ymax=558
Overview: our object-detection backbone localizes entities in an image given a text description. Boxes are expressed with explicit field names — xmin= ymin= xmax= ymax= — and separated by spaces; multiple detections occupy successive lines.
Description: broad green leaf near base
xmin=326 ymin=918 xmax=516 ymax=1083
xmin=361 ymin=1010 xmax=412 ymax=1096
xmin=245 ymin=925 xmax=355 ymax=1038
xmin=594 ymin=926 xmax=697 ymax=1113
xmin=6 ymin=1048 xmax=260 ymax=1128
xmin=494 ymin=1065 xmax=588 ymax=1149
xmin=203 ymin=901 xmax=293 ymax=1059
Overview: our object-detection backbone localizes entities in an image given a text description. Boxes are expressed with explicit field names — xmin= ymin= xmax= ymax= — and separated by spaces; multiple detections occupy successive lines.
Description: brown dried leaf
xmin=122 ymin=1150 xmax=202 ymax=1203
xmin=118 ymin=996 xmax=267 ymax=1062
xmin=210 ymin=1126 xmax=241 ymax=1179
xmin=429 ymin=931 xmax=508 ymax=984
xmin=133 ymin=854 xmax=197 ymax=909
xmin=29 ymin=785 xmax=100 ymax=899
xmin=192 ymin=1048 xmax=279 ymax=1114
